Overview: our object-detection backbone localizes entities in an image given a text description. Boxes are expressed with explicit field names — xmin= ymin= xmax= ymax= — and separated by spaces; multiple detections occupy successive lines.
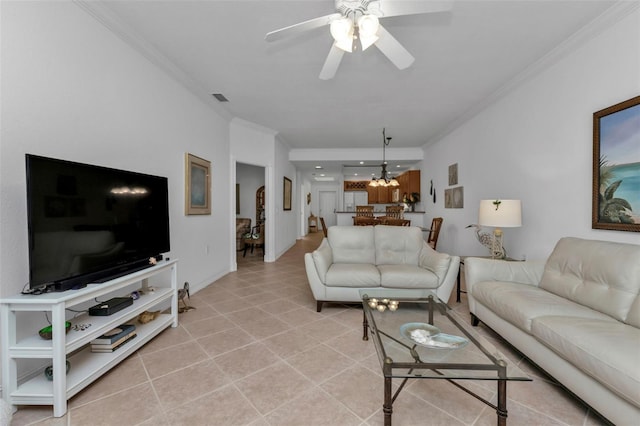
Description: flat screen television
xmin=25 ymin=154 xmax=170 ymax=292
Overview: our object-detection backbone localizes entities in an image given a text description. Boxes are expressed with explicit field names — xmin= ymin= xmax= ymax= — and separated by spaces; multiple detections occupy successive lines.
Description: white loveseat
xmin=305 ymin=225 xmax=460 ymax=312
xmin=465 ymin=237 xmax=640 ymax=425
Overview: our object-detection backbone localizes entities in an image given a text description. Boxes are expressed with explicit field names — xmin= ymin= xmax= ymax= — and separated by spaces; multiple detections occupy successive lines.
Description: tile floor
xmin=10 ymin=233 xmax=608 ymax=426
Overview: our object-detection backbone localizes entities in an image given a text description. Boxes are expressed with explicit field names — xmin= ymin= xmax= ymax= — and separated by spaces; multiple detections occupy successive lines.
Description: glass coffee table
xmin=360 ymin=289 xmax=530 ymax=426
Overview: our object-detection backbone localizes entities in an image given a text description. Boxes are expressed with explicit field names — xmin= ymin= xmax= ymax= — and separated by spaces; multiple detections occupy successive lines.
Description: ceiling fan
xmin=265 ymin=0 xmax=453 ymax=80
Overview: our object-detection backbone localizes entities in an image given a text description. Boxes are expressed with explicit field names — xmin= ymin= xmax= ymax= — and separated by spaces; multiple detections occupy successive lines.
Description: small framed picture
xmin=448 ymin=163 xmax=458 ymax=186
xmin=185 ymin=153 xmax=211 ymax=215
xmin=283 ymin=177 xmax=292 ymax=211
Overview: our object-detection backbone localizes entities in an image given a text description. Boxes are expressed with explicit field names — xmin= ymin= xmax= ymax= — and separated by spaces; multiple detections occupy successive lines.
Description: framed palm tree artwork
xmin=592 ymin=95 xmax=640 ymax=232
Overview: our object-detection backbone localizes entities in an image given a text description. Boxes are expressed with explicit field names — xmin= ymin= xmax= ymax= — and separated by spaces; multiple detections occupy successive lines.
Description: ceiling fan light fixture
xmin=357 ymin=15 xmax=379 ymax=50
xmin=330 ymin=18 xmax=354 ymax=52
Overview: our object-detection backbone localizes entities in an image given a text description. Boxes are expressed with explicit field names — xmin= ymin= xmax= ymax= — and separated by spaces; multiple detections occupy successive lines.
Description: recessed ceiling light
xmin=315 ymin=165 xmax=323 ymax=169
xmin=354 ymin=173 xmax=358 ymax=176
xmin=359 ymin=161 xmax=364 ymax=165
xmin=320 ymin=174 xmax=325 ymax=177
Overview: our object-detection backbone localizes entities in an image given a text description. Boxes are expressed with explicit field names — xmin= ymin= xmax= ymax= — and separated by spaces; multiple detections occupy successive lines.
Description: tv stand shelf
xmin=1 ymin=259 xmax=178 ymax=417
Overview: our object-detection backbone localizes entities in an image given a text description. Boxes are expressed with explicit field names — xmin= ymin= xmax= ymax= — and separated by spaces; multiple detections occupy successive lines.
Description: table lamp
xmin=478 ymin=199 xmax=522 ymax=259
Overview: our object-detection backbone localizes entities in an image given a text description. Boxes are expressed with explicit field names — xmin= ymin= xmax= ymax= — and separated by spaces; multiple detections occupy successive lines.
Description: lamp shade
xmin=357 ymin=15 xmax=379 ymax=50
xmin=478 ymin=200 xmax=522 ymax=228
xmin=330 ymin=18 xmax=354 ymax=52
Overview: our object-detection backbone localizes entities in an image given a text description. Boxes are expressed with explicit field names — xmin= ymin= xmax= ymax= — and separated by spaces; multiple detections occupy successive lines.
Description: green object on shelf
xmin=38 ymin=321 xmax=71 ymax=340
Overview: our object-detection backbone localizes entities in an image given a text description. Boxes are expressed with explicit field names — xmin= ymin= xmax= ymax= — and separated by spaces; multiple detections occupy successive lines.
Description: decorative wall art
xmin=185 ymin=153 xmax=211 ymax=215
xmin=445 ymin=187 xmax=464 ymax=208
xmin=429 ymin=180 xmax=436 ymax=203
xmin=592 ymin=95 xmax=640 ymax=232
xmin=283 ymin=177 xmax=292 ymax=211
xmin=448 ymin=163 xmax=458 ymax=186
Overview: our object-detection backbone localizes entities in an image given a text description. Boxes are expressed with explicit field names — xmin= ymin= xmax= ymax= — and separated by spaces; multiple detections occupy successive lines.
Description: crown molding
xmin=426 ymin=1 xmax=639 ymax=146
xmin=73 ymin=0 xmax=233 ymax=122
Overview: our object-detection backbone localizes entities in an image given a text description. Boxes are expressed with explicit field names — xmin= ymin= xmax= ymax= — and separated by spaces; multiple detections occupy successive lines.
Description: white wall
xmin=0 ymin=2 xmax=231 ymax=294
xmin=423 ymin=7 xmax=640 ymax=260
xmin=274 ymin=138 xmax=298 ymax=256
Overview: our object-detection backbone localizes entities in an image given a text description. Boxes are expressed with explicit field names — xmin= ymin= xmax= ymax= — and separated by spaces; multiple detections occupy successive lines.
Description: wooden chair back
xmin=355 ymin=205 xmax=374 ymax=217
xmin=319 ymin=217 xmax=328 ymax=238
xmin=382 ymin=218 xmax=411 ymax=227
xmin=385 ymin=205 xmax=404 ymax=219
xmin=354 ymin=216 xmax=381 ymax=226
xmin=427 ymin=217 xmax=443 ymax=250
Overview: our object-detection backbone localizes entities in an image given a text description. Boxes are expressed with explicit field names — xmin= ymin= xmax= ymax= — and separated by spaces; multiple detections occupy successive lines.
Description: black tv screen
xmin=25 ymin=154 xmax=170 ymax=292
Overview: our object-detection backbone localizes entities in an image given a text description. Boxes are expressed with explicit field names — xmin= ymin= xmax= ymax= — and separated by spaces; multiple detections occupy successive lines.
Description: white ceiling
xmin=90 ymin=0 xmax=616 ymax=179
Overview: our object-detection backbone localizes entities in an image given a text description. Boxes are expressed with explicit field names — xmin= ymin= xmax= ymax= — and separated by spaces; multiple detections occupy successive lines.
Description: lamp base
xmin=490 ymin=228 xmax=505 ymax=259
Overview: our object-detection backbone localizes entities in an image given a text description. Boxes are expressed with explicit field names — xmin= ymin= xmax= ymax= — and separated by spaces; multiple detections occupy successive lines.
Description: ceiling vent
xmin=211 ymin=93 xmax=229 ymax=102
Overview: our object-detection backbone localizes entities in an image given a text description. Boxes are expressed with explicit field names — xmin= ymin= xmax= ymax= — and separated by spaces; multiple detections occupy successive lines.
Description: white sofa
xmin=305 ymin=225 xmax=460 ymax=312
xmin=465 ymin=237 xmax=640 ymax=425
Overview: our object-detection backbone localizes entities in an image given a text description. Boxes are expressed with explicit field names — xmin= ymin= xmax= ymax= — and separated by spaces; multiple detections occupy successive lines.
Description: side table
xmin=456 ymin=256 xmax=522 ymax=302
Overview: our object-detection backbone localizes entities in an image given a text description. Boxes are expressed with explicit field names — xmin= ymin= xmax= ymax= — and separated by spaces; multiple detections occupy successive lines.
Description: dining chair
xmin=382 ymin=218 xmax=411 ymax=226
xmin=385 ymin=205 xmax=404 ymax=219
xmin=427 ymin=217 xmax=443 ymax=250
xmin=354 ymin=216 xmax=381 ymax=226
xmin=355 ymin=205 xmax=374 ymax=217
xmin=319 ymin=217 xmax=328 ymax=238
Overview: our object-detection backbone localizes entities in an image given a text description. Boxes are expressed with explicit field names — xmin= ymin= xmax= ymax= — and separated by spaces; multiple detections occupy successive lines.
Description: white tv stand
xmin=0 ymin=259 xmax=178 ymax=417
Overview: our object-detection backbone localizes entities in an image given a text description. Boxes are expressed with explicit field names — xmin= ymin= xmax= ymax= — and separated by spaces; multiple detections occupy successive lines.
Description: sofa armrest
xmin=305 ymin=252 xmax=327 ymax=303
xmin=311 ymin=238 xmax=333 ymax=282
xmin=419 ymin=242 xmax=460 ymax=303
xmin=419 ymin=242 xmax=451 ymax=282
xmin=464 ymin=258 xmax=546 ymax=311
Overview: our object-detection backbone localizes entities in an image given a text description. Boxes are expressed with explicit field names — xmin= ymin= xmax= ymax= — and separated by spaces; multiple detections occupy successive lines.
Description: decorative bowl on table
xmin=400 ymin=322 xmax=469 ymax=349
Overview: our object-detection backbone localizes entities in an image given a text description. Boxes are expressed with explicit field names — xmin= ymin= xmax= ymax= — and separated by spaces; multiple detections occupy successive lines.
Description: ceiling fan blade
xmin=265 ymin=13 xmax=342 ymax=42
xmin=319 ymin=43 xmax=345 ymax=80
xmin=368 ymin=0 xmax=453 ymax=18
xmin=374 ymin=24 xmax=414 ymax=70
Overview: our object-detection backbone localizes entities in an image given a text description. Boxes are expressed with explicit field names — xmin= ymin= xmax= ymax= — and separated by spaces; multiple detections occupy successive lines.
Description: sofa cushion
xmin=325 ymin=263 xmax=381 ymax=288
xmin=378 ymin=265 xmax=439 ymax=289
xmin=532 ymin=316 xmax=640 ymax=407
xmin=374 ymin=226 xmax=423 ymax=265
xmin=472 ymin=281 xmax=617 ymax=333
xmin=328 ymin=226 xmax=376 ymax=264
xmin=540 ymin=237 xmax=640 ymax=323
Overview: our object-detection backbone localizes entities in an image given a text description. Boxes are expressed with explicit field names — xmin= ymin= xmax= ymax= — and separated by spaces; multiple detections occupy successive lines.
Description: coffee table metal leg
xmin=384 ymin=376 xmax=392 ymax=426
xmin=497 ymin=359 xmax=508 ymax=426
xmin=497 ymin=379 xmax=507 ymax=425
xmin=362 ymin=311 xmax=369 ymax=341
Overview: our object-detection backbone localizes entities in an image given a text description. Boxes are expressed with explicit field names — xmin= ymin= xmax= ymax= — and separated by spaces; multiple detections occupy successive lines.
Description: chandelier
xmin=369 ymin=128 xmax=399 ymax=187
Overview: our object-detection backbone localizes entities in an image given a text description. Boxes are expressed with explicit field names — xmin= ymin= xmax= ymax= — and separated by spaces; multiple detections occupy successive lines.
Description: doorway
xmin=236 ymin=163 xmax=265 ymax=267
xmin=318 ymin=190 xmax=337 ymax=227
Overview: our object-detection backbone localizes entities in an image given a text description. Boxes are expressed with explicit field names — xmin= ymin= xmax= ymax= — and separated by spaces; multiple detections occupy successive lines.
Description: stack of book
xmin=90 ymin=324 xmax=136 ymax=353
